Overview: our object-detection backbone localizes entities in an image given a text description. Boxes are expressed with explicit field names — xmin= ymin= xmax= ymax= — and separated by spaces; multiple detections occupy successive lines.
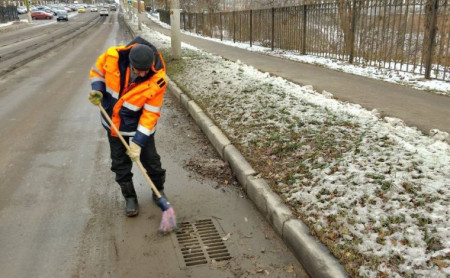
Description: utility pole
xmin=25 ymin=0 xmax=31 ymax=23
xmin=170 ymin=0 xmax=181 ymax=59
xmin=126 ymin=0 xmax=131 ymax=20
xmin=137 ymin=0 xmax=142 ymax=30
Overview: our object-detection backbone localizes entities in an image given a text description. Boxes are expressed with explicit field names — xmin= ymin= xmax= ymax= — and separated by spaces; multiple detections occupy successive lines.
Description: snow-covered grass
xmin=0 ymin=21 xmax=16 ymax=28
xmin=126 ymin=16 xmax=450 ymax=278
xmin=146 ymin=12 xmax=450 ymax=96
xmin=0 ymin=19 xmax=29 ymax=29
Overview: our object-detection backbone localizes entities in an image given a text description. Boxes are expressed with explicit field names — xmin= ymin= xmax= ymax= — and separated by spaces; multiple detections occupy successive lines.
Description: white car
xmin=99 ymin=8 xmax=108 ymax=16
xmin=90 ymin=6 xmax=98 ymax=12
xmin=17 ymin=6 xmax=27 ymax=14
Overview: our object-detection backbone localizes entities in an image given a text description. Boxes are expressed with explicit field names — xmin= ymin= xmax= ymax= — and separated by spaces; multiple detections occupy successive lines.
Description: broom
xmin=96 ymin=100 xmax=177 ymax=233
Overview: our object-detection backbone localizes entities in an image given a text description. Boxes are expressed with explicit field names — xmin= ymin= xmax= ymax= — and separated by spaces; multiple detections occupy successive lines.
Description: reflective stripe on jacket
xmin=89 ymin=38 xmax=167 ymax=147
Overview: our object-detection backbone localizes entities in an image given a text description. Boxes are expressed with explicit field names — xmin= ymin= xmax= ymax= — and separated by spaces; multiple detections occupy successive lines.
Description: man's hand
xmin=88 ymin=91 xmax=103 ymax=105
xmin=127 ymin=141 xmax=141 ymax=161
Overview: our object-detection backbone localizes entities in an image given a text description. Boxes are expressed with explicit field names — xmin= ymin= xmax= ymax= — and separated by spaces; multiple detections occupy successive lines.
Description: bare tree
xmin=178 ymin=0 xmax=221 ymax=12
xmin=179 ymin=0 xmax=197 ymax=12
xmin=336 ymin=0 xmax=359 ymax=56
xmin=152 ymin=0 xmax=167 ymax=10
xmin=242 ymin=0 xmax=302 ymax=10
xmin=203 ymin=0 xmax=221 ymax=12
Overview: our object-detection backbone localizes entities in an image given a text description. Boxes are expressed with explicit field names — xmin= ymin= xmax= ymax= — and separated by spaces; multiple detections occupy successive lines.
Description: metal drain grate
xmin=175 ymin=219 xmax=231 ymax=267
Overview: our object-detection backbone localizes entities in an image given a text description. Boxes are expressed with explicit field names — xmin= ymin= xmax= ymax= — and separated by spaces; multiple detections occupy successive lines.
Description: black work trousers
xmin=107 ymin=131 xmax=166 ymax=191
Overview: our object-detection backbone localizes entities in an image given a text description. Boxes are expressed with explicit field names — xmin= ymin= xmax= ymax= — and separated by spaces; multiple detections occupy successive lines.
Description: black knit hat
xmin=129 ymin=44 xmax=154 ymax=70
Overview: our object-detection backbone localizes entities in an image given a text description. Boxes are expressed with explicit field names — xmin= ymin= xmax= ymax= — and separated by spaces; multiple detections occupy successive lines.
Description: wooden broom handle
xmin=98 ymin=104 xmax=162 ymax=198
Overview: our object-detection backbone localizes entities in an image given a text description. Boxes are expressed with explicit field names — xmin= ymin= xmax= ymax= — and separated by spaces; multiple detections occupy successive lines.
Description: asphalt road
xmin=139 ymin=14 xmax=450 ymax=135
xmin=0 ymin=12 xmax=101 ymax=76
xmin=0 ymin=10 xmax=307 ymax=278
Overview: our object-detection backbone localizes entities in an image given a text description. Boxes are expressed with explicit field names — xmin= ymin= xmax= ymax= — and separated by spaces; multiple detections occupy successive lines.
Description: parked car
xmin=54 ymin=8 xmax=66 ymax=15
xmin=31 ymin=11 xmax=53 ymax=19
xmin=44 ymin=8 xmax=57 ymax=15
xmin=90 ymin=6 xmax=98 ymax=12
xmin=56 ymin=11 xmax=68 ymax=21
xmin=77 ymin=7 xmax=86 ymax=13
xmin=99 ymin=8 xmax=109 ymax=16
xmin=17 ymin=6 xmax=27 ymax=14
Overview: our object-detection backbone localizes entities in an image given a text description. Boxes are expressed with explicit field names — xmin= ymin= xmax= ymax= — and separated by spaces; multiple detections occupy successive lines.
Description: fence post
xmin=250 ymin=10 xmax=253 ymax=47
xmin=233 ymin=11 xmax=236 ymax=43
xmin=210 ymin=12 xmax=213 ymax=38
xmin=187 ymin=14 xmax=190 ymax=31
xmin=182 ymin=12 xmax=185 ymax=30
xmin=423 ymin=0 xmax=439 ymax=79
xmin=220 ymin=12 xmax=223 ymax=41
xmin=271 ymin=7 xmax=275 ymax=51
xmin=302 ymin=5 xmax=307 ymax=55
xmin=349 ymin=0 xmax=358 ymax=63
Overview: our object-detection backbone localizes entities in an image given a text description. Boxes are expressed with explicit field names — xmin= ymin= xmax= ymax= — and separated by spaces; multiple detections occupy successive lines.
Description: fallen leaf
xmin=338 ymin=226 xmax=349 ymax=235
xmin=284 ymin=264 xmax=294 ymax=273
xmin=434 ymin=260 xmax=449 ymax=270
xmin=327 ymin=232 xmax=338 ymax=241
xmin=222 ymin=232 xmax=231 ymax=241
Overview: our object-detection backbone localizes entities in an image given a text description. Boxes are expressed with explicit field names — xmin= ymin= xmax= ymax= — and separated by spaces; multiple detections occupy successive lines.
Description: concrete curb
xmin=167 ymin=79 xmax=349 ymax=278
xmin=284 ymin=220 xmax=348 ymax=278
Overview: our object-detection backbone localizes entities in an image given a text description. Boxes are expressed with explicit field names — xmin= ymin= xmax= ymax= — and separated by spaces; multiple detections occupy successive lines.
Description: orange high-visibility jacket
xmin=90 ymin=37 xmax=167 ymax=147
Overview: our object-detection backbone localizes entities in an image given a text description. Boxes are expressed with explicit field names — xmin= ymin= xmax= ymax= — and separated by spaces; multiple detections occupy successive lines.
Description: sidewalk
xmin=140 ymin=14 xmax=450 ymax=135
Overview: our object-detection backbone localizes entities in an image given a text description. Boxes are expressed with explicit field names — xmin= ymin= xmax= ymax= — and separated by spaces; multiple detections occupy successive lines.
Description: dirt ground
xmin=184 ymin=147 xmax=238 ymax=189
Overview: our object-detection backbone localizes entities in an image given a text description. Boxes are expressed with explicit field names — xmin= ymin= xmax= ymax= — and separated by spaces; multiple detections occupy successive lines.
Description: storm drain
xmin=174 ymin=219 xmax=231 ymax=267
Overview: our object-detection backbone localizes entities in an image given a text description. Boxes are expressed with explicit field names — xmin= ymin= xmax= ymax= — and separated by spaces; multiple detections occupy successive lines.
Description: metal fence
xmin=160 ymin=0 xmax=450 ymax=82
xmin=0 ymin=6 xmax=19 ymax=23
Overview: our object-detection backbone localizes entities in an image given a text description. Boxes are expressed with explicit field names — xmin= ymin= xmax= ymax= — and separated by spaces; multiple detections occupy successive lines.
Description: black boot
xmin=119 ymin=181 xmax=139 ymax=217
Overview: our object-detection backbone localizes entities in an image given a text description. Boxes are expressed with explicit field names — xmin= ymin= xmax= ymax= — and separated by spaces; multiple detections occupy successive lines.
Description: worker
xmin=88 ymin=36 xmax=167 ymax=217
